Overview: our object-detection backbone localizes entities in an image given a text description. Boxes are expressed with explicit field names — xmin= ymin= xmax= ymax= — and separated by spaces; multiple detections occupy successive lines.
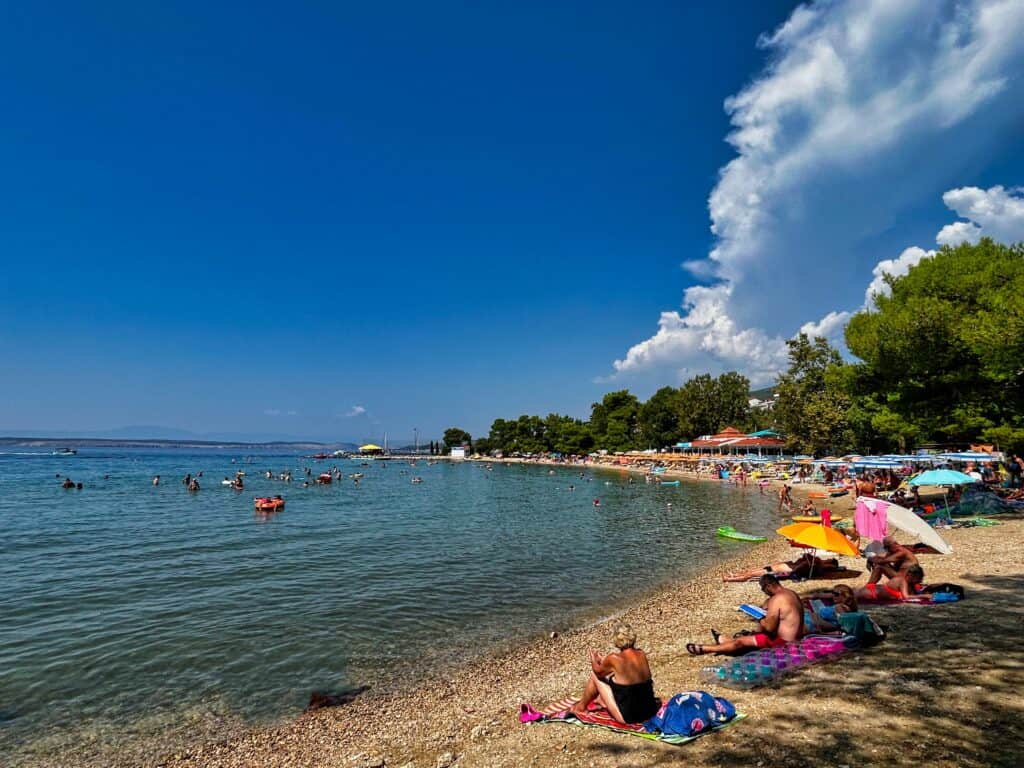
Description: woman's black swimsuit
xmin=604 ymin=677 xmax=660 ymax=723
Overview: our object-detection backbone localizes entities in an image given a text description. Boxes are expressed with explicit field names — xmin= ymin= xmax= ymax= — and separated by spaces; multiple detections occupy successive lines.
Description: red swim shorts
xmin=753 ymin=633 xmax=787 ymax=648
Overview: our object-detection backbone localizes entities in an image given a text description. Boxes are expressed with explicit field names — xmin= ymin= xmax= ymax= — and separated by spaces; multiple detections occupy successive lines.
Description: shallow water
xmin=0 ymin=449 xmax=777 ymax=759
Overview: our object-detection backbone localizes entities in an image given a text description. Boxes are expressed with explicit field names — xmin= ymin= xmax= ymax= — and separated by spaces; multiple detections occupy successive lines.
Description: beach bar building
xmin=678 ymin=426 xmax=786 ymax=458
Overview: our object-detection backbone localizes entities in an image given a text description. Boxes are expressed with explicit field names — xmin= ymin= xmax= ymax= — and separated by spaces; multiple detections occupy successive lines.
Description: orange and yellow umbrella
xmin=776 ymin=522 xmax=859 ymax=558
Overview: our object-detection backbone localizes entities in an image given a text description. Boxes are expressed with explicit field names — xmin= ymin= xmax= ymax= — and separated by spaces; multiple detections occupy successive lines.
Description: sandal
xmin=686 ymin=642 xmax=707 ymax=656
xmin=711 ymin=628 xmax=722 ymax=644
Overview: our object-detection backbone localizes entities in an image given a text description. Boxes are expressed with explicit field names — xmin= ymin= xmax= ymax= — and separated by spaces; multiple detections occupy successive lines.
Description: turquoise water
xmin=0 ymin=449 xmax=777 ymax=760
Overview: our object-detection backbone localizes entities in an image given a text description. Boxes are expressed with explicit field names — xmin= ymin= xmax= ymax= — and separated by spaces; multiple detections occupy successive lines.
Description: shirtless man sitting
xmin=687 ymin=574 xmax=804 ymax=654
xmin=722 ymin=552 xmax=840 ymax=583
xmin=865 ymin=536 xmax=918 ymax=584
xmin=856 ymin=564 xmax=925 ymax=602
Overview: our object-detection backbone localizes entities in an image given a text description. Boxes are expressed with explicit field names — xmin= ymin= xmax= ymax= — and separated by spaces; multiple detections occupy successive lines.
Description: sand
xmin=17 ymin=471 xmax=1024 ymax=768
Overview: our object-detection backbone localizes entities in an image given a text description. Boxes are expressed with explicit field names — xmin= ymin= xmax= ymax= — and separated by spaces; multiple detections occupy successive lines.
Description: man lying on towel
xmin=856 ymin=564 xmax=925 ymax=602
xmin=687 ymin=574 xmax=803 ymax=655
xmin=722 ymin=552 xmax=841 ymax=583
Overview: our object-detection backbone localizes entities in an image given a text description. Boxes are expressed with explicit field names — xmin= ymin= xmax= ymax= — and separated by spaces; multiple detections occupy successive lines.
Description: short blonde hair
xmin=612 ymin=623 xmax=637 ymax=650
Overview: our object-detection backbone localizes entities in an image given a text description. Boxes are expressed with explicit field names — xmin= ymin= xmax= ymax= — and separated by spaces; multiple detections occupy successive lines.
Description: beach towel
xmin=519 ymin=694 xmax=744 ymax=745
xmin=855 ymin=498 xmax=887 ymax=540
xmin=856 ymin=589 xmax=962 ymax=605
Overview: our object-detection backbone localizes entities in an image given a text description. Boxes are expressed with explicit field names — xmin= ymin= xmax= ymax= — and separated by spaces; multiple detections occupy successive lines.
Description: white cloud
xmin=613 ymin=284 xmax=789 ymax=385
xmin=864 ymin=184 xmax=1024 ymax=307
xmin=612 ymin=0 xmax=1024 ymax=386
xmin=935 ymin=221 xmax=982 ymax=247
xmin=936 ymin=185 xmax=1024 ymax=245
xmin=798 ymin=310 xmax=852 ymax=346
xmin=863 ymin=246 xmax=935 ymax=306
xmin=341 ymin=405 xmax=366 ymax=418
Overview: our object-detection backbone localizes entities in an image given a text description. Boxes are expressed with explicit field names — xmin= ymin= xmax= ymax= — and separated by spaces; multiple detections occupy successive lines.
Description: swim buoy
xmin=254 ymin=497 xmax=285 ymax=511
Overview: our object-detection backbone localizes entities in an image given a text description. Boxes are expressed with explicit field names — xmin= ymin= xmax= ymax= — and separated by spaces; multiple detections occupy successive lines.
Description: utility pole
xmin=414 ymin=427 xmax=419 ymax=454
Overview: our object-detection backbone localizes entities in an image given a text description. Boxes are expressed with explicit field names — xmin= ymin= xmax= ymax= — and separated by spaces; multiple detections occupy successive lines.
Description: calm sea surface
xmin=0 ymin=448 xmax=777 ymax=760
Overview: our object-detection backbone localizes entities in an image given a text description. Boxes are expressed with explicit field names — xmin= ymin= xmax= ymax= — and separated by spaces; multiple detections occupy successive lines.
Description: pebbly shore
xmin=15 ymin=468 xmax=1023 ymax=768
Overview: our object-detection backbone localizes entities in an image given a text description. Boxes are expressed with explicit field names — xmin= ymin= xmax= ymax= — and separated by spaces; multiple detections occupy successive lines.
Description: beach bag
xmin=921 ymin=583 xmax=966 ymax=599
xmin=837 ymin=611 xmax=886 ymax=647
xmin=643 ymin=691 xmax=736 ymax=737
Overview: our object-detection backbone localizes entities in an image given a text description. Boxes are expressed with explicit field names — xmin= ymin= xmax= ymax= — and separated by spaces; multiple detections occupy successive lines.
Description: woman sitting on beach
xmin=570 ymin=624 xmax=660 ymax=725
xmin=803 ymin=585 xmax=858 ymax=633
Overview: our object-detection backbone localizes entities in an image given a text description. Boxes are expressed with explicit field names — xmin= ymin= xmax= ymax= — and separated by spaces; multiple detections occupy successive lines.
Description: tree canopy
xmin=844 ymin=238 xmax=1024 ymax=453
xmin=460 ymin=238 xmax=1024 ymax=457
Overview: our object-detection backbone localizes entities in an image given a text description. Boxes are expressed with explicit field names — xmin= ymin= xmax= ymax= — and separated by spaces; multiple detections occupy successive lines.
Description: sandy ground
xmin=18 ymin=473 xmax=1024 ymax=768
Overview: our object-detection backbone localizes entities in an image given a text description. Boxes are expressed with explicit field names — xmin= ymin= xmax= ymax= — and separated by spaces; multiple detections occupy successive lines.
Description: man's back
xmin=767 ymin=587 xmax=804 ymax=641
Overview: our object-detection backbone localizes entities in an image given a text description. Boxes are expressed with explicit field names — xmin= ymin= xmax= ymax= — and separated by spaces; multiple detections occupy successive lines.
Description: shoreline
xmin=157 ymin=515 xmax=1022 ymax=768
xmin=15 ymin=467 xmax=1022 ymax=767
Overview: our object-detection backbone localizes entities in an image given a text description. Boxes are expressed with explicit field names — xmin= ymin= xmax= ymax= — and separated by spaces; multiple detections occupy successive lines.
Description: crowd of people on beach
xmin=558 ymin=458 xmax=985 ymax=728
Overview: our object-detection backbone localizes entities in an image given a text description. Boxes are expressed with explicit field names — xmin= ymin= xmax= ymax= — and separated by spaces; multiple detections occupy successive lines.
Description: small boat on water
xmin=52 ymin=448 xmax=77 ymax=456
xmin=717 ymin=526 xmax=767 ymax=542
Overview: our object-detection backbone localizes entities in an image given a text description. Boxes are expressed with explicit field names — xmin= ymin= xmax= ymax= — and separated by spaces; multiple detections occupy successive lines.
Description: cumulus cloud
xmin=936 ymin=185 xmax=1024 ymax=245
xmin=613 ymin=285 xmax=789 ymax=384
xmin=864 ymin=184 xmax=1024 ymax=306
xmin=863 ymin=246 xmax=935 ymax=305
xmin=612 ymin=0 xmax=1024 ymax=386
xmin=341 ymin=405 xmax=366 ymax=418
xmin=798 ymin=310 xmax=852 ymax=347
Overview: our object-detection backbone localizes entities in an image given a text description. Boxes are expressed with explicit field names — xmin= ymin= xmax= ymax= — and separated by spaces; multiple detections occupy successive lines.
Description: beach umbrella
xmin=908 ymin=469 xmax=976 ymax=486
xmin=908 ymin=468 xmax=976 ymax=521
xmin=776 ymin=522 xmax=860 ymax=558
xmin=937 ymin=452 xmax=996 ymax=462
xmin=857 ymin=497 xmax=953 ymax=554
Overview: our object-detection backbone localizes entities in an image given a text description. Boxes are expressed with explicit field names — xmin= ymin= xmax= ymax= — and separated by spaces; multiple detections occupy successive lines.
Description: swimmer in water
xmin=593 ymin=498 xmax=600 ymax=507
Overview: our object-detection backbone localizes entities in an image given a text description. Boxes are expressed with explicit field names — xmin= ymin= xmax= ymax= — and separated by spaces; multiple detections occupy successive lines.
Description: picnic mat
xmin=519 ymin=694 xmax=745 ymax=745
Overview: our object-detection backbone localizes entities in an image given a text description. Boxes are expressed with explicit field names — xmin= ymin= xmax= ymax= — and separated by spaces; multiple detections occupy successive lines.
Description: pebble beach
xmin=22 ymin=475 xmax=1021 ymax=768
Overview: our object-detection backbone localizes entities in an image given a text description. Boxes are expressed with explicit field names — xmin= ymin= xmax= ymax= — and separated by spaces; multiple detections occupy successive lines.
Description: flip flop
xmin=711 ymin=628 xmax=722 ymax=644
xmin=686 ymin=642 xmax=707 ymax=656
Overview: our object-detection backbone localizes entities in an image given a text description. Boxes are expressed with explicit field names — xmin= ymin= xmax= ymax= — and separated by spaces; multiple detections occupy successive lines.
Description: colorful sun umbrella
xmin=776 ymin=522 xmax=860 ymax=558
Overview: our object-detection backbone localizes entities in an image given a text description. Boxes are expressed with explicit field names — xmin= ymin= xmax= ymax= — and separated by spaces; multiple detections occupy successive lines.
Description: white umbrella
xmin=858 ymin=496 xmax=953 ymax=554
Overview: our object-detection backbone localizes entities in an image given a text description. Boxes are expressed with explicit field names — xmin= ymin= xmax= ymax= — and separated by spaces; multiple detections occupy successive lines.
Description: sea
xmin=0 ymin=448 xmax=778 ymax=762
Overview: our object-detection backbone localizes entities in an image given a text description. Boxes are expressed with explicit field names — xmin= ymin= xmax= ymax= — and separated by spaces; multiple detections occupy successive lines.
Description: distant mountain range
xmin=0 ymin=435 xmax=361 ymax=451
xmin=749 ymin=385 xmax=777 ymax=400
xmin=0 ymin=425 xmax=365 ymax=450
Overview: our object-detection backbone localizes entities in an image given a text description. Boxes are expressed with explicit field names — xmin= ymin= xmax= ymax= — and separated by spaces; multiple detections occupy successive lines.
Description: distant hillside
xmin=749 ymin=385 xmax=777 ymax=400
xmin=0 ymin=436 xmax=360 ymax=451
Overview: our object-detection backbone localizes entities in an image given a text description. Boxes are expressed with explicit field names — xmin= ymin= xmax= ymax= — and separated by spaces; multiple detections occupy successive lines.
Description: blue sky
xmin=2 ymin=1 xmax=1023 ymax=443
